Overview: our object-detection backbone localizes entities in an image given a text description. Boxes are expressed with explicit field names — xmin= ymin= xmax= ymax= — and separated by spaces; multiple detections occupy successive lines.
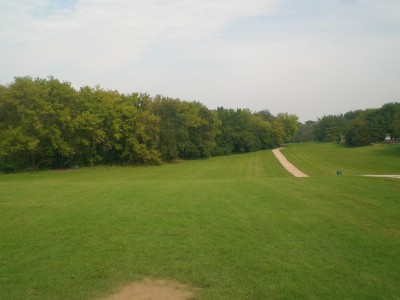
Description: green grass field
xmin=1 ymin=143 xmax=399 ymax=299
xmin=281 ymin=142 xmax=400 ymax=176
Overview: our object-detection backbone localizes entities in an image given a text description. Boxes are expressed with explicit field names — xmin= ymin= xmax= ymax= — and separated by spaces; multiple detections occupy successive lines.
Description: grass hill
xmin=282 ymin=142 xmax=400 ymax=176
xmin=0 ymin=143 xmax=399 ymax=299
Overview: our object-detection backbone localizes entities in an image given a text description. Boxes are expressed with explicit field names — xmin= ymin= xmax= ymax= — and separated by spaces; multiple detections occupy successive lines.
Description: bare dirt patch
xmin=101 ymin=278 xmax=199 ymax=300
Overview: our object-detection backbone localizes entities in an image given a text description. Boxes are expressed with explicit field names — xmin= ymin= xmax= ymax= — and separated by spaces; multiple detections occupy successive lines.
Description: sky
xmin=1 ymin=0 xmax=399 ymax=121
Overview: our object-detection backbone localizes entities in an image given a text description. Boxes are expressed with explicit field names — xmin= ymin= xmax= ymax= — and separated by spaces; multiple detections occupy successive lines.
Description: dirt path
xmin=361 ymin=175 xmax=400 ymax=179
xmin=272 ymin=148 xmax=309 ymax=178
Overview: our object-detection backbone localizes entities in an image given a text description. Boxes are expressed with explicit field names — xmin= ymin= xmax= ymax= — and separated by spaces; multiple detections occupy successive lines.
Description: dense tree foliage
xmin=151 ymin=97 xmax=219 ymax=160
xmin=3 ymin=76 xmax=396 ymax=172
xmin=314 ymin=103 xmax=400 ymax=146
xmin=0 ymin=77 xmax=297 ymax=172
xmin=293 ymin=120 xmax=316 ymax=143
xmin=0 ymin=78 xmax=164 ymax=171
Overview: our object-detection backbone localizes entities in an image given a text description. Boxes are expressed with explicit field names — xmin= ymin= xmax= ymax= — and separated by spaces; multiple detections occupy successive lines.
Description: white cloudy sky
xmin=1 ymin=0 xmax=399 ymax=121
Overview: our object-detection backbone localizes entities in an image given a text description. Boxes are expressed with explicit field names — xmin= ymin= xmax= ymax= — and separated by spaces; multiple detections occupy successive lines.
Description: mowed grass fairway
xmin=1 ymin=144 xmax=399 ymax=299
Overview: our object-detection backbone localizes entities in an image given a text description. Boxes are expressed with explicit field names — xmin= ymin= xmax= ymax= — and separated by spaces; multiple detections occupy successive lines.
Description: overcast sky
xmin=1 ymin=0 xmax=399 ymax=121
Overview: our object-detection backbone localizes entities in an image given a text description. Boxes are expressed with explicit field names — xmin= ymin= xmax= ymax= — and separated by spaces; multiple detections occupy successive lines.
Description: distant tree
xmin=76 ymin=87 xmax=161 ymax=165
xmin=2 ymin=77 xmax=78 ymax=169
xmin=380 ymin=102 xmax=400 ymax=140
xmin=275 ymin=113 xmax=299 ymax=143
xmin=345 ymin=117 xmax=373 ymax=146
xmin=213 ymin=107 xmax=235 ymax=155
xmin=314 ymin=115 xmax=346 ymax=143
xmin=214 ymin=108 xmax=281 ymax=155
xmin=294 ymin=120 xmax=316 ymax=142
xmin=343 ymin=110 xmax=363 ymax=121
xmin=255 ymin=109 xmax=275 ymax=123
xmin=151 ymin=97 xmax=189 ymax=160
xmin=215 ymin=108 xmax=253 ymax=153
xmin=185 ymin=102 xmax=219 ymax=158
xmin=344 ymin=109 xmax=387 ymax=146
xmin=150 ymin=97 xmax=219 ymax=160
xmin=120 ymin=101 xmax=161 ymax=165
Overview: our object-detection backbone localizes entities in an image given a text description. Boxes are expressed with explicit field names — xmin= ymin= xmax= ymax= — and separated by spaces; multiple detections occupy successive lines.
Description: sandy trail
xmin=361 ymin=175 xmax=400 ymax=179
xmin=272 ymin=148 xmax=309 ymax=178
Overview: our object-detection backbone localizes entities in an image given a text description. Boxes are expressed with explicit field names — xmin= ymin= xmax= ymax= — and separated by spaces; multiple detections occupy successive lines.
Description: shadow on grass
xmin=377 ymin=144 xmax=400 ymax=157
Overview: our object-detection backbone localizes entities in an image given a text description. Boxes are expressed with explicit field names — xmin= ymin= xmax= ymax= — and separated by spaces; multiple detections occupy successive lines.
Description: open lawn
xmin=1 ymin=144 xmax=399 ymax=299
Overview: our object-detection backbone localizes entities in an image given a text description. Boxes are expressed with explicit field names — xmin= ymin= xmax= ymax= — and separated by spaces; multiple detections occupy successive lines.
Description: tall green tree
xmin=275 ymin=113 xmax=299 ymax=143
xmin=294 ymin=121 xmax=316 ymax=143
xmin=345 ymin=117 xmax=373 ymax=146
xmin=214 ymin=108 xmax=280 ymax=155
xmin=380 ymin=102 xmax=400 ymax=140
xmin=314 ymin=115 xmax=346 ymax=143
xmin=151 ymin=97 xmax=190 ymax=160
xmin=2 ymin=77 xmax=78 ymax=169
xmin=119 ymin=93 xmax=161 ymax=164
xmin=185 ymin=102 xmax=219 ymax=158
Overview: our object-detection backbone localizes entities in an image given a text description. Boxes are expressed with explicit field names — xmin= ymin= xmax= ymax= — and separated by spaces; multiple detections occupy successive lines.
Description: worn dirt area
xmin=102 ymin=278 xmax=198 ymax=300
xmin=362 ymin=175 xmax=400 ymax=179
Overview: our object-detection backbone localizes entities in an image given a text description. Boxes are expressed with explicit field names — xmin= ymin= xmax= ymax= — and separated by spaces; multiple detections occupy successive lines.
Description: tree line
xmin=0 ymin=77 xmax=298 ymax=172
xmin=294 ymin=102 xmax=400 ymax=146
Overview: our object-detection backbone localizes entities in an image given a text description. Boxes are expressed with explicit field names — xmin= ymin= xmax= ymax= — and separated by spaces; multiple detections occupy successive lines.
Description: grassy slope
xmin=281 ymin=142 xmax=400 ymax=176
xmin=0 ymin=146 xmax=399 ymax=299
